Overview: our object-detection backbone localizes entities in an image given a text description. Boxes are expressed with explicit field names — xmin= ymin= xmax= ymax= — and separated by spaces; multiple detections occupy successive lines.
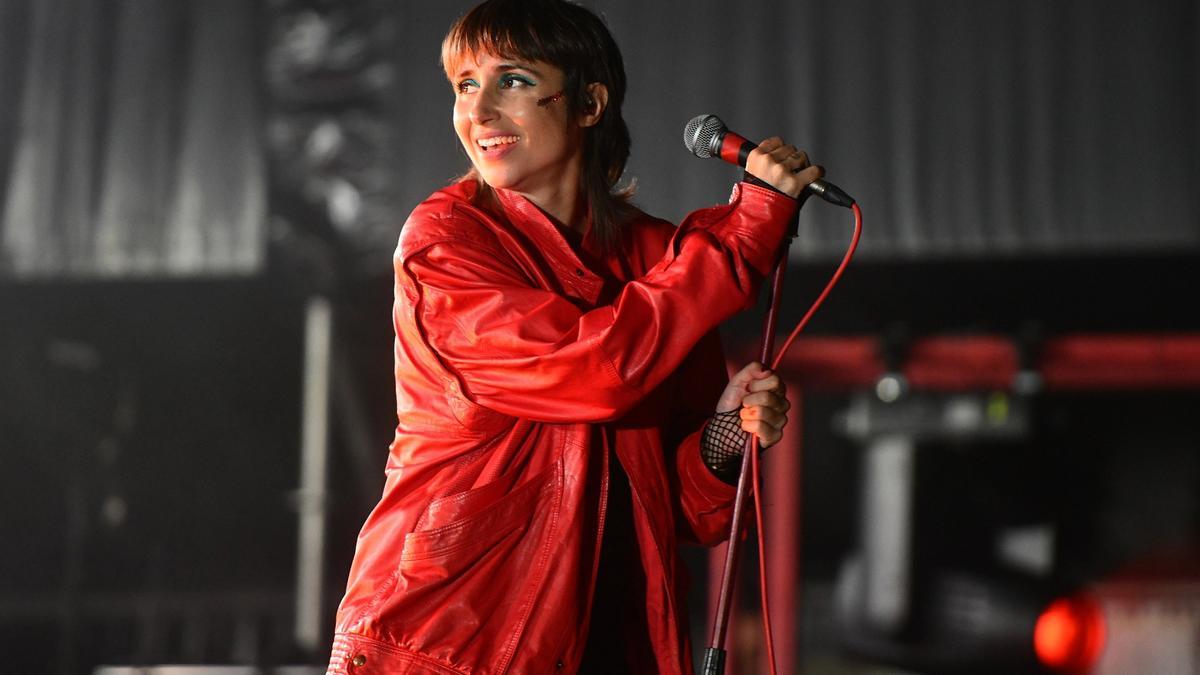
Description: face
xmin=451 ymin=52 xmax=583 ymax=200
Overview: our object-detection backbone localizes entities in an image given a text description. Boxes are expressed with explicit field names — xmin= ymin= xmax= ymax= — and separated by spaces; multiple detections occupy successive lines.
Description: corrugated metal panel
xmin=0 ymin=0 xmax=265 ymax=279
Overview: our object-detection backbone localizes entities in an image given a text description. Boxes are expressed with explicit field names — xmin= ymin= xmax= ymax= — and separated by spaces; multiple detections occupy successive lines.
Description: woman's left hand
xmin=715 ymin=362 xmax=790 ymax=448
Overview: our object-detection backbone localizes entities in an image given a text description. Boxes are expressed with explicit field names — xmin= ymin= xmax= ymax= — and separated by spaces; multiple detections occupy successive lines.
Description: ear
xmin=578 ymin=82 xmax=609 ymax=128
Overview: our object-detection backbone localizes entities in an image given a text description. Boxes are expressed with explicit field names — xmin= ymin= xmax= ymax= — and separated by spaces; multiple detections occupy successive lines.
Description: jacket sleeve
xmin=664 ymin=329 xmax=739 ymax=546
xmin=398 ymin=182 xmax=796 ymax=423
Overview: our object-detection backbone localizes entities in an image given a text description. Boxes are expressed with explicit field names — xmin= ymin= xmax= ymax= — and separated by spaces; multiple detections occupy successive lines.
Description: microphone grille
xmin=683 ymin=114 xmax=726 ymax=159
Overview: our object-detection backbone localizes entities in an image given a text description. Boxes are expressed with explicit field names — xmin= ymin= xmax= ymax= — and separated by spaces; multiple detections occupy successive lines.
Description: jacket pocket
xmin=385 ymin=460 xmax=564 ymax=674
xmin=412 ymin=462 xmax=525 ymax=535
xmin=401 ymin=460 xmax=558 ymax=562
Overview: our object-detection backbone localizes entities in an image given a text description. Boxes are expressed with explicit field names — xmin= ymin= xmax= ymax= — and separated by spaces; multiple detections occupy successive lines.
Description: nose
xmin=468 ymin=89 xmax=499 ymax=125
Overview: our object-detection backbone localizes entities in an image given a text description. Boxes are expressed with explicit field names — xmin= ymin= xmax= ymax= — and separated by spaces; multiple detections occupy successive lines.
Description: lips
xmin=477 ymin=135 xmax=519 ymax=152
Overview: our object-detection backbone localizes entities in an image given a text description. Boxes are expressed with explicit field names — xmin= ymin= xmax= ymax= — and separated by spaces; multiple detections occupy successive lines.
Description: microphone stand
xmin=703 ymin=203 xmax=802 ymax=675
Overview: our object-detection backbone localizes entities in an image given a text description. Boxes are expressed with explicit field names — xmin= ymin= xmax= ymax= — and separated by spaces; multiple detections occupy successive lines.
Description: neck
xmin=516 ymin=153 xmax=589 ymax=234
xmin=533 ymin=188 xmax=587 ymax=235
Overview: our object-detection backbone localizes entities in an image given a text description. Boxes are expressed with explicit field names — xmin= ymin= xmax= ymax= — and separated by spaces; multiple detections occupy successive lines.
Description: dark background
xmin=1 ymin=1 xmax=1197 ymax=673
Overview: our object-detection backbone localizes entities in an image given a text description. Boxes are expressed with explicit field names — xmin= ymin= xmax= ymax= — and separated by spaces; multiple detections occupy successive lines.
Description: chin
xmin=472 ymin=166 xmax=510 ymax=188
xmin=476 ymin=170 xmax=528 ymax=193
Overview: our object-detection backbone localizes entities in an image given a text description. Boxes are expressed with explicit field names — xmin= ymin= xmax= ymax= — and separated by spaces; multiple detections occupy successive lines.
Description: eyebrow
xmin=455 ymin=61 xmax=544 ymax=80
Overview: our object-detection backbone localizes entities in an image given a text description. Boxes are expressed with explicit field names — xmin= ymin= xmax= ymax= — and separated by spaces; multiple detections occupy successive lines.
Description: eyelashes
xmin=500 ymin=74 xmax=536 ymax=88
xmin=455 ymin=73 xmax=538 ymax=95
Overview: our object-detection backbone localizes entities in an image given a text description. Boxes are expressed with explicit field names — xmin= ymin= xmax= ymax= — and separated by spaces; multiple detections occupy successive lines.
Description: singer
xmin=327 ymin=1 xmax=823 ymax=673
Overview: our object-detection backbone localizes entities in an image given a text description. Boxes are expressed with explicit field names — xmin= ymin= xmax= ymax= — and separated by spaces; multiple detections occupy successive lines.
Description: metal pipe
xmin=705 ymin=231 xmax=794 ymax=674
xmin=294 ymin=296 xmax=333 ymax=652
xmin=767 ymin=388 xmax=803 ymax=672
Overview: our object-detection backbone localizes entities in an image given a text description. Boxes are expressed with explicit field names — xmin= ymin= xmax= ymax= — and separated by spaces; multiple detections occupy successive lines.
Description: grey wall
xmin=3 ymin=0 xmax=1195 ymax=278
xmin=384 ymin=0 xmax=1200 ymax=260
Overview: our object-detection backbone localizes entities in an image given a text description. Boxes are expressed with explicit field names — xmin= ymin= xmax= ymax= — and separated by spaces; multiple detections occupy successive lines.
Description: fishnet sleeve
xmin=700 ymin=409 xmax=749 ymax=485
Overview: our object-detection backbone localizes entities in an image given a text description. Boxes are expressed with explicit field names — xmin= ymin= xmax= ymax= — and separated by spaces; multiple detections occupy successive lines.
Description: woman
xmin=328 ymin=1 xmax=823 ymax=672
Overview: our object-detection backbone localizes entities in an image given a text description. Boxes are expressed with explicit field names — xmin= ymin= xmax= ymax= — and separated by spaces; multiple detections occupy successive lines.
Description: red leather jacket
xmin=328 ymin=180 xmax=796 ymax=674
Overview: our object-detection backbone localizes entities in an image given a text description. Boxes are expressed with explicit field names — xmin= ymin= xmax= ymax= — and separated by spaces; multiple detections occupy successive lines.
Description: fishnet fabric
xmin=701 ymin=409 xmax=748 ymax=484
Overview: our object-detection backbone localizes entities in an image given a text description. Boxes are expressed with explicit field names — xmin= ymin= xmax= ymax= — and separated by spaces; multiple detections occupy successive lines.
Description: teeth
xmin=478 ymin=135 xmax=518 ymax=149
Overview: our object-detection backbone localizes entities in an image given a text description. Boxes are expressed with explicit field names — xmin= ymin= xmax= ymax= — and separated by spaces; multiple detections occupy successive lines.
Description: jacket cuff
xmin=742 ymin=171 xmax=789 ymax=198
xmin=664 ymin=181 xmax=798 ymax=277
xmin=721 ymin=181 xmax=797 ymax=275
xmin=679 ymin=429 xmax=738 ymax=501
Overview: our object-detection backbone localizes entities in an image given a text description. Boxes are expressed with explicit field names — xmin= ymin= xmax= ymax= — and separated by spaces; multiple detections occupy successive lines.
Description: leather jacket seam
xmin=399 ymin=250 xmax=501 ymax=435
xmin=400 ymin=229 xmax=507 ymax=265
xmin=333 ymin=632 xmax=468 ymax=674
xmin=594 ymin=337 xmax=643 ymax=406
xmin=495 ymin=452 xmax=566 ymax=673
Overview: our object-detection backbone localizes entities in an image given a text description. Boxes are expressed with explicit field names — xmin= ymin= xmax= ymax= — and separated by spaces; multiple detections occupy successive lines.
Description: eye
xmin=499 ymin=74 xmax=536 ymax=89
xmin=455 ymin=78 xmax=479 ymax=94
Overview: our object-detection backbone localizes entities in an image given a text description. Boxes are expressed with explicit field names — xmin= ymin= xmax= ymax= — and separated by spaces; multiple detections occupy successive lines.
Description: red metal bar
xmin=905 ymin=335 xmax=1017 ymax=390
xmin=766 ymin=386 xmax=803 ymax=673
xmin=770 ymin=334 xmax=1200 ymax=391
xmin=1040 ymin=334 xmax=1200 ymax=389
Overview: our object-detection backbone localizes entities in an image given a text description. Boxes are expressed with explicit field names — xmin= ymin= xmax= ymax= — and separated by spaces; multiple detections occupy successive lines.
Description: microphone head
xmin=683 ymin=114 xmax=727 ymax=159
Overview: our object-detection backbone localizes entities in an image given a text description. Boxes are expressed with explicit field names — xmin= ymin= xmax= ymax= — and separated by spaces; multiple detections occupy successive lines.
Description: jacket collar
xmin=491 ymin=186 xmax=604 ymax=305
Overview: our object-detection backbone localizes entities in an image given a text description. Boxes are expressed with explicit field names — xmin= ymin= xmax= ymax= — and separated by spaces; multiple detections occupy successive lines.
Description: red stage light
xmin=1034 ymin=596 xmax=1106 ymax=672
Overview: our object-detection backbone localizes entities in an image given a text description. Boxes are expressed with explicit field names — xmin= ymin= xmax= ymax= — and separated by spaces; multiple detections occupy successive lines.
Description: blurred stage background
xmin=1 ymin=0 xmax=1197 ymax=673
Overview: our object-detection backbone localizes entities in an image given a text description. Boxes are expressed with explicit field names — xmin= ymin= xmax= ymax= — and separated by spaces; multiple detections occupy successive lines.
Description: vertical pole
xmin=861 ymin=434 xmax=914 ymax=633
xmin=707 ymin=542 xmax=737 ymax=675
xmin=706 ymin=199 xmax=802 ymax=674
xmin=766 ymin=387 xmax=802 ymax=673
xmin=705 ymin=235 xmax=793 ymax=675
xmin=295 ymin=295 xmax=333 ymax=652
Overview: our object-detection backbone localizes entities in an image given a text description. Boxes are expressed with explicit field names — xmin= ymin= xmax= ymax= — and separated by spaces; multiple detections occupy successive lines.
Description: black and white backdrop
xmin=1 ymin=0 xmax=1196 ymax=280
xmin=0 ymin=1 xmax=1197 ymax=673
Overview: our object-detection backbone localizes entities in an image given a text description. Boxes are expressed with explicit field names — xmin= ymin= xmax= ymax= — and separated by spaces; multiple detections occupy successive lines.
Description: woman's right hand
xmin=744 ymin=137 xmax=824 ymax=199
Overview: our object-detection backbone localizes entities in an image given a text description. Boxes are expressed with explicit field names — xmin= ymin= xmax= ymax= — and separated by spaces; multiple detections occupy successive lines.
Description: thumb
xmin=716 ymin=361 xmax=769 ymax=412
xmin=731 ymin=361 xmax=769 ymax=385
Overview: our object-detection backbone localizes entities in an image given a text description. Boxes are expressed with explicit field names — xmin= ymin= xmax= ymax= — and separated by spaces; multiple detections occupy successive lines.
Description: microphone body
xmin=684 ymin=114 xmax=855 ymax=207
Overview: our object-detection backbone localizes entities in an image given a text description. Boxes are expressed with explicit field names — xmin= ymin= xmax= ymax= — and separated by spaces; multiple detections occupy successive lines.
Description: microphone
xmin=683 ymin=114 xmax=855 ymax=207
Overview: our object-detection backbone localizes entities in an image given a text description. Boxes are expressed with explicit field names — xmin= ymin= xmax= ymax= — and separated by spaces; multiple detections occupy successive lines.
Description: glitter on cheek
xmin=536 ymin=90 xmax=565 ymax=107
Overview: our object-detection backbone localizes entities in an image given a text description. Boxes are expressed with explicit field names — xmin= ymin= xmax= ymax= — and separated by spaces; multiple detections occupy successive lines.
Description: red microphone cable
xmin=749 ymin=203 xmax=862 ymax=675
xmin=772 ymin=203 xmax=863 ymax=372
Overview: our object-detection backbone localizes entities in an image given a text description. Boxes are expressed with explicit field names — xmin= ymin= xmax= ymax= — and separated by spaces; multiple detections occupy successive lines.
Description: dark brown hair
xmin=442 ymin=0 xmax=634 ymax=248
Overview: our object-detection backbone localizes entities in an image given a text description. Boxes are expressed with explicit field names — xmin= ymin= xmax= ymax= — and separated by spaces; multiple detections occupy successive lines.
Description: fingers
xmin=741 ymin=389 xmax=789 ymax=411
xmin=714 ymin=363 xmax=790 ymax=448
xmin=728 ymin=363 xmax=785 ymax=399
xmin=740 ymin=413 xmax=787 ymax=448
xmin=730 ymin=360 xmax=769 ymax=386
xmin=768 ymin=144 xmax=808 ymax=171
xmin=740 ymin=383 xmax=790 ymax=449
xmin=746 ymin=136 xmax=825 ymax=199
xmin=746 ymin=369 xmax=784 ymax=395
xmin=756 ymin=136 xmax=785 ymax=153
xmin=741 ymin=400 xmax=787 ymax=425
xmin=793 ymin=164 xmax=824 ymax=184
xmin=715 ymin=361 xmax=768 ymax=411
